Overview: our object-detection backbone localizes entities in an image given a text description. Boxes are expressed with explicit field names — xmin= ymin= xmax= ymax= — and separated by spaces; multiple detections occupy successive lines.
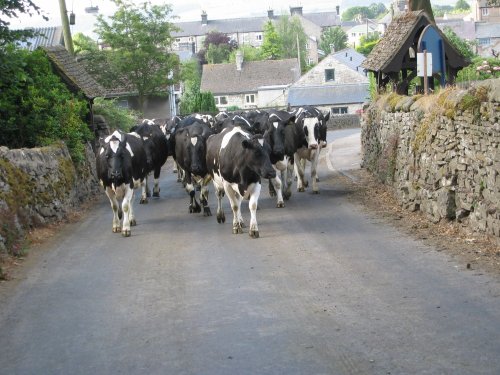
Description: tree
xmin=0 ymin=0 xmax=47 ymax=48
xmin=93 ymin=0 xmax=180 ymax=113
xmin=229 ymin=45 xmax=263 ymax=62
xmin=73 ymin=32 xmax=98 ymax=55
xmin=455 ymin=0 xmax=470 ymax=11
xmin=342 ymin=4 xmax=387 ymax=21
xmin=276 ymin=15 xmax=307 ymax=70
xmin=319 ymin=26 xmax=348 ymax=55
xmin=198 ymin=30 xmax=237 ymax=64
xmin=261 ymin=20 xmax=281 ymax=60
xmin=443 ymin=26 xmax=476 ymax=60
xmin=356 ymin=32 xmax=381 ymax=56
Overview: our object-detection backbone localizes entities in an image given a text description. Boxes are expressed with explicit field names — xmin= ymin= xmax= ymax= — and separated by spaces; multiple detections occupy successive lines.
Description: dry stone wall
xmin=361 ymin=79 xmax=500 ymax=238
xmin=0 ymin=143 xmax=100 ymax=253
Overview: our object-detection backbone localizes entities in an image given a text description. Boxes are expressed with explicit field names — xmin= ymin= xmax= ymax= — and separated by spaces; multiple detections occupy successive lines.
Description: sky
xmin=10 ymin=0 xmax=458 ymax=38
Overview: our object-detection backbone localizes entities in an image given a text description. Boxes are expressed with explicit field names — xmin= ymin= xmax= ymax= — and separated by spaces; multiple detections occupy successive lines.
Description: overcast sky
xmin=10 ymin=0 xmax=459 ymax=38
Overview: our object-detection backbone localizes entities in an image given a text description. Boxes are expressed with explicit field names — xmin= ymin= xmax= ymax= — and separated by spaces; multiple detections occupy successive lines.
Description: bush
xmin=0 ymin=46 xmax=92 ymax=163
xmin=93 ymin=97 xmax=139 ymax=132
xmin=457 ymin=57 xmax=500 ymax=82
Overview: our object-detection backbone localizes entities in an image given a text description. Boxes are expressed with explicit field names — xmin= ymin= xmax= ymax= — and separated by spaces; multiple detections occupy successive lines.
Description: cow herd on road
xmin=96 ymin=106 xmax=330 ymax=238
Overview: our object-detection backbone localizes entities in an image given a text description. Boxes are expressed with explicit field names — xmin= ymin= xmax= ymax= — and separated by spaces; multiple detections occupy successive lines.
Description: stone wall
xmin=0 ymin=142 xmax=100 ymax=253
xmin=361 ymin=79 xmax=500 ymax=237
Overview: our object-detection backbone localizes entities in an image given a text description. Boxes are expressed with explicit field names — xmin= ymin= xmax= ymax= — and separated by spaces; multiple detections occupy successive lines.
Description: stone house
xmin=288 ymin=48 xmax=369 ymax=115
xmin=172 ymin=6 xmax=345 ymax=66
xmin=199 ymin=54 xmax=300 ymax=111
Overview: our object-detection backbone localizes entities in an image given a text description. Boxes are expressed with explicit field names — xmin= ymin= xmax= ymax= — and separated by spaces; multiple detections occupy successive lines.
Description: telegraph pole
xmin=58 ymin=0 xmax=74 ymax=54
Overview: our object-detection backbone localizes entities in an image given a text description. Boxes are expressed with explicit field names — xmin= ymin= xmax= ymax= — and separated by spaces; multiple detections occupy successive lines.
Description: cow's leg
xmin=225 ymin=185 xmax=243 ymax=234
xmin=176 ymin=163 xmax=184 ymax=182
xmin=121 ymin=186 xmax=135 ymax=237
xmin=105 ymin=187 xmax=121 ymax=233
xmin=129 ymin=189 xmax=137 ymax=226
xmin=145 ymin=173 xmax=152 ymax=197
xmin=271 ymin=163 xmax=286 ymax=207
xmin=283 ymin=159 xmax=293 ymax=200
xmin=200 ymin=176 xmax=212 ymax=216
xmin=294 ymin=154 xmax=307 ymax=192
xmin=310 ymin=149 xmax=321 ymax=194
xmin=152 ymin=167 xmax=161 ymax=197
xmin=248 ymin=182 xmax=262 ymax=238
xmin=185 ymin=175 xmax=201 ymax=213
xmin=268 ymin=178 xmax=276 ymax=197
xmin=140 ymin=179 xmax=148 ymax=204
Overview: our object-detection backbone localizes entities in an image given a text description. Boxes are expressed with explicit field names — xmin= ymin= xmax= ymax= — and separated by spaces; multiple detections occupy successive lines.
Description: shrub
xmin=93 ymin=97 xmax=139 ymax=132
xmin=0 ymin=46 xmax=91 ymax=163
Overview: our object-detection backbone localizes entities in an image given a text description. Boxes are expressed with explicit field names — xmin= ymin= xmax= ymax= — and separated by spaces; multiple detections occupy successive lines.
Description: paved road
xmin=1 ymin=129 xmax=499 ymax=374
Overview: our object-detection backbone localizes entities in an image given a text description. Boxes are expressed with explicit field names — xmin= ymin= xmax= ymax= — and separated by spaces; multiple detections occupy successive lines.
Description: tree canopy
xmin=93 ymin=0 xmax=180 ymax=113
xmin=275 ymin=15 xmax=308 ymax=70
xmin=342 ymin=3 xmax=387 ymax=21
xmin=197 ymin=30 xmax=237 ymax=64
xmin=261 ymin=20 xmax=281 ymax=60
xmin=319 ymin=26 xmax=348 ymax=55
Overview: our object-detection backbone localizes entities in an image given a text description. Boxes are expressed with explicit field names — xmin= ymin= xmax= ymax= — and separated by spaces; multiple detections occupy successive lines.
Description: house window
xmin=245 ymin=94 xmax=255 ymax=104
xmin=351 ymin=33 xmax=356 ymax=37
xmin=215 ymin=96 xmax=228 ymax=105
xmin=478 ymin=38 xmax=491 ymax=46
xmin=307 ymin=58 xmax=314 ymax=66
xmin=305 ymin=42 xmax=310 ymax=49
xmin=331 ymin=107 xmax=348 ymax=114
xmin=325 ymin=68 xmax=335 ymax=81
xmin=481 ymin=8 xmax=489 ymax=16
xmin=256 ymin=34 xmax=263 ymax=41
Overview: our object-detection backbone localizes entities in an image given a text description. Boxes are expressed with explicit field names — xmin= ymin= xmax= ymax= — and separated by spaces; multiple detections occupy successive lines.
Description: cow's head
xmin=104 ymin=134 xmax=130 ymax=183
xmin=300 ymin=113 xmax=322 ymax=150
xmin=242 ymin=136 xmax=276 ymax=180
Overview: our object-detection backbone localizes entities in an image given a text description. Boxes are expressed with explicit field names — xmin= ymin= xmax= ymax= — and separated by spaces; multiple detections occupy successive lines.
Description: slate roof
xmin=361 ymin=11 xmax=468 ymax=73
xmin=476 ymin=22 xmax=500 ymax=39
xmin=173 ymin=10 xmax=342 ymax=37
xmin=288 ymin=84 xmax=370 ymax=106
xmin=41 ymin=46 xmax=106 ymax=99
xmin=200 ymin=58 xmax=300 ymax=95
xmin=16 ymin=26 xmax=64 ymax=51
xmin=332 ymin=48 xmax=367 ymax=72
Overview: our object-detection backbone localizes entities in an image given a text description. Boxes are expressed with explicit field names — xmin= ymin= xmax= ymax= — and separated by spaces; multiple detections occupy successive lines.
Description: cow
xmin=174 ymin=121 xmax=214 ymax=216
xmin=96 ymin=130 xmax=148 ymax=237
xmin=131 ymin=119 xmax=169 ymax=201
xmin=262 ymin=110 xmax=295 ymax=208
xmin=292 ymin=106 xmax=330 ymax=194
xmin=206 ymin=126 xmax=276 ymax=238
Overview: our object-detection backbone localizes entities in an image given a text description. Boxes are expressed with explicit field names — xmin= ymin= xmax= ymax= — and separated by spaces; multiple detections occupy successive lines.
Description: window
xmin=331 ymin=107 xmax=348 ymax=114
xmin=256 ymin=34 xmax=263 ymax=41
xmin=481 ymin=8 xmax=489 ymax=16
xmin=478 ymin=38 xmax=491 ymax=46
xmin=215 ymin=96 xmax=228 ymax=105
xmin=307 ymin=58 xmax=314 ymax=66
xmin=305 ymin=42 xmax=310 ymax=50
xmin=325 ymin=68 xmax=335 ymax=82
xmin=351 ymin=33 xmax=356 ymax=37
xmin=245 ymin=94 xmax=255 ymax=104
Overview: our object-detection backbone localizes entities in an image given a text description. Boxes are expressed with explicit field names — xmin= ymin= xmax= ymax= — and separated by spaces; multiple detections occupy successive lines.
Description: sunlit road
xmin=1 ymin=129 xmax=499 ymax=375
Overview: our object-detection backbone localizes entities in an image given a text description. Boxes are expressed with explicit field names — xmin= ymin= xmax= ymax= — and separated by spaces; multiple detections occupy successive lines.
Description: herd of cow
xmin=96 ymin=106 xmax=330 ymax=238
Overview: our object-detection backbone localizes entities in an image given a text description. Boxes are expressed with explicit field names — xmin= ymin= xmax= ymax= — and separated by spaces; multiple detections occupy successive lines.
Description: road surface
xmin=1 ymin=129 xmax=499 ymax=374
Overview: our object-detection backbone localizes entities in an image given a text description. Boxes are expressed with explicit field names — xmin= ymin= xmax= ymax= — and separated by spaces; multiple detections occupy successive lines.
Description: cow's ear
xmin=242 ymin=139 xmax=253 ymax=149
xmin=287 ymin=115 xmax=296 ymax=124
xmin=98 ymin=137 xmax=106 ymax=147
xmin=324 ymin=112 xmax=330 ymax=121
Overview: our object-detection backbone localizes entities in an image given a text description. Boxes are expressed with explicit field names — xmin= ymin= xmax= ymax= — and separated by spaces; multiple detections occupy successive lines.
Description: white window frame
xmin=245 ymin=94 xmax=255 ymax=104
xmin=478 ymin=38 xmax=491 ymax=46
xmin=215 ymin=96 xmax=228 ymax=105
xmin=481 ymin=8 xmax=489 ymax=16
xmin=256 ymin=34 xmax=263 ymax=41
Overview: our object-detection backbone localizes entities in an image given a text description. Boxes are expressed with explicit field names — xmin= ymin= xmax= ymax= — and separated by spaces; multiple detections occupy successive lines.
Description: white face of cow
xmin=303 ymin=117 xmax=319 ymax=149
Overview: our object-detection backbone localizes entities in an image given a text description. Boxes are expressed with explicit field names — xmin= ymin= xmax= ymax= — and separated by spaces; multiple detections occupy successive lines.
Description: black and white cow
xmin=262 ymin=110 xmax=295 ymax=207
xmin=131 ymin=119 xmax=169 ymax=200
xmin=174 ymin=121 xmax=214 ymax=216
xmin=292 ymin=106 xmax=330 ymax=194
xmin=96 ymin=130 xmax=148 ymax=237
xmin=206 ymin=126 xmax=276 ymax=238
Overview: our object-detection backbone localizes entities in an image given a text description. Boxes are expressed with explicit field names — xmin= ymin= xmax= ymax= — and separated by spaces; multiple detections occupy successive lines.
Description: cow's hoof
xmin=146 ymin=191 xmax=151 ymax=198
xmin=313 ymin=190 xmax=320 ymax=195
xmin=283 ymin=192 xmax=291 ymax=200
xmin=304 ymin=181 xmax=309 ymax=188
xmin=122 ymin=230 xmax=131 ymax=237
xmin=173 ymin=169 xmax=177 ymax=173
xmin=140 ymin=198 xmax=148 ymax=204
xmin=130 ymin=219 xmax=137 ymax=226
xmin=204 ymin=207 xmax=212 ymax=217
xmin=189 ymin=205 xmax=195 ymax=213
xmin=298 ymin=187 xmax=305 ymax=192
xmin=276 ymin=201 xmax=285 ymax=208
xmin=153 ymin=191 xmax=160 ymax=198
xmin=217 ymin=212 xmax=225 ymax=223
xmin=112 ymin=227 xmax=121 ymax=233
xmin=269 ymin=191 xmax=276 ymax=197
xmin=177 ymin=178 xmax=182 ymax=182
xmin=249 ymin=230 xmax=259 ymax=238
xmin=232 ymin=226 xmax=243 ymax=234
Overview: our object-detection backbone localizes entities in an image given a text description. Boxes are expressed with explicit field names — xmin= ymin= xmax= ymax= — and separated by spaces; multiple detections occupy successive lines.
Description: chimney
xmin=290 ymin=6 xmax=303 ymax=16
xmin=236 ymin=50 xmax=243 ymax=71
xmin=336 ymin=6 xmax=340 ymax=16
xmin=267 ymin=9 xmax=274 ymax=19
xmin=201 ymin=11 xmax=207 ymax=25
